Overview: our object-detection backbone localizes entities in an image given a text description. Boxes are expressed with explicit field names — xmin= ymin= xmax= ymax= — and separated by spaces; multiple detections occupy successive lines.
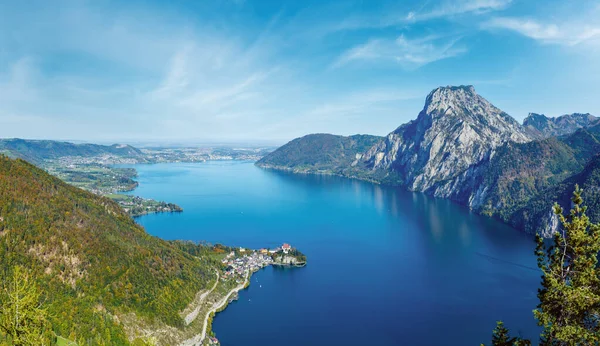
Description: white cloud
xmin=329 ymin=0 xmax=512 ymax=32
xmin=408 ymin=0 xmax=513 ymax=22
xmin=484 ymin=17 xmax=600 ymax=46
xmin=334 ymin=35 xmax=466 ymax=70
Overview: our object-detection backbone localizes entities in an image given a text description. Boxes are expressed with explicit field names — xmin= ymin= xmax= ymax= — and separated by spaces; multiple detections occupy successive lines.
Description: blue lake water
xmin=124 ymin=161 xmax=541 ymax=346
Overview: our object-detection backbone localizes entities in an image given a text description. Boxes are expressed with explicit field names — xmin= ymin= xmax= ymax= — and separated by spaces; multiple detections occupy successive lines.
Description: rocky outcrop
xmin=272 ymin=254 xmax=306 ymax=267
xmin=360 ymin=85 xmax=533 ymax=193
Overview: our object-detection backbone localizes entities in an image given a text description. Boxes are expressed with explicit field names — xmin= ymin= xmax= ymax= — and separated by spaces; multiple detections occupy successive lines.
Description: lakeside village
xmin=205 ymin=244 xmax=306 ymax=346
xmin=220 ymin=243 xmax=305 ymax=281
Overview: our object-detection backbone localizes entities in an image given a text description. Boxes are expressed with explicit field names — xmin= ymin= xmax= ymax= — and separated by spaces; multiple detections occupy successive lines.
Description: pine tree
xmin=485 ymin=186 xmax=600 ymax=345
xmin=534 ymin=185 xmax=600 ymax=345
xmin=483 ymin=321 xmax=531 ymax=346
xmin=491 ymin=321 xmax=514 ymax=346
xmin=0 ymin=266 xmax=53 ymax=345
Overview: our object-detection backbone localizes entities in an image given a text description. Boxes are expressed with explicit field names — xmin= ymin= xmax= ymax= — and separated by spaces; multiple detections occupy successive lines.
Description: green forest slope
xmin=0 ymin=156 xmax=217 ymax=344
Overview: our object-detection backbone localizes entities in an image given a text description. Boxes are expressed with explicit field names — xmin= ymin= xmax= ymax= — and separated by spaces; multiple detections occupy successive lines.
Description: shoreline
xmin=179 ymin=272 xmax=250 ymax=346
xmin=179 ymin=248 xmax=306 ymax=346
xmin=255 ymin=164 xmax=536 ymax=237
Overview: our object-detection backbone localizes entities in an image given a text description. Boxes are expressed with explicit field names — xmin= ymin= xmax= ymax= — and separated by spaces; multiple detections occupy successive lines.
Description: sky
xmin=1 ymin=0 xmax=599 ymax=145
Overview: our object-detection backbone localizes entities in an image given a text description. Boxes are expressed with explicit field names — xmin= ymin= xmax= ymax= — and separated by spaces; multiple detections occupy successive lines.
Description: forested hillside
xmin=508 ymin=154 xmax=600 ymax=234
xmin=0 ymin=156 xmax=218 ymax=344
xmin=256 ymin=133 xmax=382 ymax=174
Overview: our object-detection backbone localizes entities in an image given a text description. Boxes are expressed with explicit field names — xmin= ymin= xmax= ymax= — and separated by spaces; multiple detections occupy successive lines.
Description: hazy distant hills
xmin=257 ymin=85 xmax=600 ymax=236
xmin=0 ymin=138 xmax=145 ymax=164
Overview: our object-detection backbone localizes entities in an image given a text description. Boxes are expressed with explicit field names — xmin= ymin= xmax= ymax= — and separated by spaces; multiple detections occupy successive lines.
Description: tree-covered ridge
xmin=508 ymin=154 xmax=600 ymax=234
xmin=256 ymin=133 xmax=382 ymax=173
xmin=475 ymin=128 xmax=600 ymax=215
xmin=0 ymin=156 xmax=217 ymax=344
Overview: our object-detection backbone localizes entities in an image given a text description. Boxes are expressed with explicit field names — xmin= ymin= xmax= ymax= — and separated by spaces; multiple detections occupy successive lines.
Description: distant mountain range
xmin=0 ymin=138 xmax=272 ymax=166
xmin=257 ymin=85 xmax=600 ymax=236
xmin=0 ymin=138 xmax=145 ymax=164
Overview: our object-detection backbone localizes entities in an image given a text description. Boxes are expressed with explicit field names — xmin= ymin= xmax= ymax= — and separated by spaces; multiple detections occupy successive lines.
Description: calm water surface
xmin=125 ymin=161 xmax=540 ymax=346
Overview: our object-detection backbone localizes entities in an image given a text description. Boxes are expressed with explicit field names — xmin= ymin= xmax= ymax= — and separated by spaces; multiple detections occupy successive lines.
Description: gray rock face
xmin=361 ymin=85 xmax=532 ymax=192
xmin=273 ymin=255 xmax=305 ymax=266
xmin=523 ymin=112 xmax=598 ymax=138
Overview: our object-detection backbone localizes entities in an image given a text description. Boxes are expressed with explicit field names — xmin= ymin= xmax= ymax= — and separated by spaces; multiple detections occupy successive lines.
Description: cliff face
xmin=360 ymin=85 xmax=532 ymax=192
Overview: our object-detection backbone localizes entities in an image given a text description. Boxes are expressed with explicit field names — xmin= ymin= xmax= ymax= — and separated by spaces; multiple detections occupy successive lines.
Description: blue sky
xmin=1 ymin=0 xmax=599 ymax=144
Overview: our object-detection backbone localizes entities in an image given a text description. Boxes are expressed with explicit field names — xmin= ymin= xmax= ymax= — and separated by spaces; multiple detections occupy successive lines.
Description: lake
xmin=125 ymin=161 xmax=541 ymax=346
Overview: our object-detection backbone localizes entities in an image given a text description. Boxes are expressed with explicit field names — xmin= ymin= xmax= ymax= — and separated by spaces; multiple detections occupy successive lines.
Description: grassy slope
xmin=0 ymin=156 xmax=216 ymax=344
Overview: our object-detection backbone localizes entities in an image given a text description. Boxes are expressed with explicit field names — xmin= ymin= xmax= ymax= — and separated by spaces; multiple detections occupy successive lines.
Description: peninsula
xmin=120 ymin=243 xmax=307 ymax=346
xmin=175 ymin=244 xmax=307 ymax=346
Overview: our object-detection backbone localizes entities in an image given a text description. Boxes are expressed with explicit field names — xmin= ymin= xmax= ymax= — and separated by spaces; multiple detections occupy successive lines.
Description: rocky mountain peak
xmin=423 ymin=85 xmax=482 ymax=116
xmin=523 ymin=112 xmax=549 ymax=124
xmin=362 ymin=85 xmax=533 ymax=191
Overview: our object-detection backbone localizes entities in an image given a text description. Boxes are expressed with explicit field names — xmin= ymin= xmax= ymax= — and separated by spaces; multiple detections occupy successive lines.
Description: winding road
xmin=180 ymin=271 xmax=249 ymax=346
xmin=184 ymin=270 xmax=220 ymax=326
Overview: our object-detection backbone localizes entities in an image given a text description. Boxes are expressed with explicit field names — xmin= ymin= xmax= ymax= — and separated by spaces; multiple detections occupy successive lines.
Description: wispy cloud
xmin=0 ymin=1 xmax=310 ymax=142
xmin=333 ymin=34 xmax=466 ymax=70
xmin=329 ymin=0 xmax=512 ymax=32
xmin=484 ymin=17 xmax=600 ymax=46
xmin=406 ymin=0 xmax=512 ymax=22
xmin=1 ymin=0 xmax=599 ymax=142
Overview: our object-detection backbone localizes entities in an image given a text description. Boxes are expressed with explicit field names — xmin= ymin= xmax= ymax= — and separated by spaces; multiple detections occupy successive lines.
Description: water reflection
xmin=262 ymin=167 xmax=536 ymax=256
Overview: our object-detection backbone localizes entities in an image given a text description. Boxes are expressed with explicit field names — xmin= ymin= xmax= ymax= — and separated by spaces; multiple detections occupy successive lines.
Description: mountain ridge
xmin=523 ymin=112 xmax=598 ymax=138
